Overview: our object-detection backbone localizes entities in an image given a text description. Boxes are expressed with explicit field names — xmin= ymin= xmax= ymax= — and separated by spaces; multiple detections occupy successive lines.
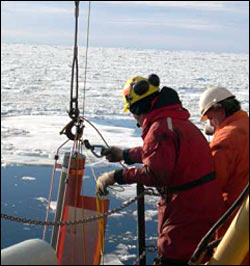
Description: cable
xmin=42 ymin=139 xmax=70 ymax=240
xmin=82 ymin=117 xmax=128 ymax=170
xmin=69 ymin=1 xmax=80 ymax=120
xmin=82 ymin=1 xmax=91 ymax=118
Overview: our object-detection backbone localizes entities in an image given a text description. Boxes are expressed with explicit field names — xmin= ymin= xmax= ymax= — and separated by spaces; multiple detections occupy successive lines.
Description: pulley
xmin=60 ymin=118 xmax=84 ymax=141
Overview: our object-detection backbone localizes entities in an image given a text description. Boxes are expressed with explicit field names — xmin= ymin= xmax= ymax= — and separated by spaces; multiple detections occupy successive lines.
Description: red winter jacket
xmin=119 ymin=104 xmax=225 ymax=260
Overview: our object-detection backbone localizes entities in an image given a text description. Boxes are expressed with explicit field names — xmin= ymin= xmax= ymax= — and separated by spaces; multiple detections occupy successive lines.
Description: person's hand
xmin=96 ymin=170 xmax=116 ymax=196
xmin=101 ymin=147 xmax=123 ymax=162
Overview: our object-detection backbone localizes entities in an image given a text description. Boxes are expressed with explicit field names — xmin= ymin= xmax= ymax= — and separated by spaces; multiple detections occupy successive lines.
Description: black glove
xmin=101 ymin=147 xmax=123 ymax=162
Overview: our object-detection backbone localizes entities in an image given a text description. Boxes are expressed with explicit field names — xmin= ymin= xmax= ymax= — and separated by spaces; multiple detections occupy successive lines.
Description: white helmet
xmin=199 ymin=87 xmax=235 ymax=122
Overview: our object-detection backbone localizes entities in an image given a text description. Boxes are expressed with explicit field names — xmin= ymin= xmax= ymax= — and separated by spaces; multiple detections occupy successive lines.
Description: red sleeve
xmin=128 ymin=146 xmax=143 ymax=164
xmin=123 ymin=123 xmax=177 ymax=187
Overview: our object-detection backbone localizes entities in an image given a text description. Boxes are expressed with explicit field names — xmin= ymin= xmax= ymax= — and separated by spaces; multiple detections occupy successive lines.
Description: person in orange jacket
xmin=96 ymin=75 xmax=225 ymax=265
xmin=199 ymin=87 xmax=249 ymax=264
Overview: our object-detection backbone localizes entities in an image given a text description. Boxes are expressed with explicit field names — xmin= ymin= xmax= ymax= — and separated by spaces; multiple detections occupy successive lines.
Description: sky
xmin=1 ymin=1 xmax=249 ymax=53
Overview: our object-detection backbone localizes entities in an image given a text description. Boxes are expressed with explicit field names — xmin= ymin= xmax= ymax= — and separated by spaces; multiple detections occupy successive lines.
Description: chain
xmin=133 ymin=245 xmax=158 ymax=265
xmin=1 ymin=190 xmax=160 ymax=227
xmin=133 ymin=251 xmax=146 ymax=265
xmin=2 ymin=190 xmax=160 ymax=266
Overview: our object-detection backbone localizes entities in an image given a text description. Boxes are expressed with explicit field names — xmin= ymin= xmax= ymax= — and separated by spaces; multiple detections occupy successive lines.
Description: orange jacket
xmin=210 ymin=110 xmax=249 ymax=210
xmin=210 ymin=110 xmax=249 ymax=265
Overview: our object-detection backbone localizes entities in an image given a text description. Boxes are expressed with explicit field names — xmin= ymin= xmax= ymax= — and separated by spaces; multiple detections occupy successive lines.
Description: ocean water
xmin=1 ymin=43 xmax=249 ymax=264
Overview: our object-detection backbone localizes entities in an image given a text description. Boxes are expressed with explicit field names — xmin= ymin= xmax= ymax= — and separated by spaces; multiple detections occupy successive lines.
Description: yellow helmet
xmin=122 ymin=75 xmax=160 ymax=113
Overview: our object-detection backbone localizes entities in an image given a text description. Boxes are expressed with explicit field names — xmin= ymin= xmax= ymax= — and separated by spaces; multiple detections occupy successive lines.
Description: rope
xmin=82 ymin=117 xmax=128 ymax=170
xmin=42 ymin=139 xmax=70 ymax=240
xmin=55 ymin=135 xmax=82 ymax=253
xmin=82 ymin=1 xmax=91 ymax=118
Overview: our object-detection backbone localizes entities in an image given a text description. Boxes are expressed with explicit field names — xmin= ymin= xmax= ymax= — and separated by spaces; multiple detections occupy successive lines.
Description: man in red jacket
xmin=97 ymin=74 xmax=224 ymax=265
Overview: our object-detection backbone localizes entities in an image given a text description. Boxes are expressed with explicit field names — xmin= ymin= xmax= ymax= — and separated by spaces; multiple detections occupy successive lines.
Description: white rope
xmin=42 ymin=139 xmax=70 ymax=240
xmin=82 ymin=1 xmax=91 ymax=118
xmin=55 ymin=134 xmax=80 ymax=253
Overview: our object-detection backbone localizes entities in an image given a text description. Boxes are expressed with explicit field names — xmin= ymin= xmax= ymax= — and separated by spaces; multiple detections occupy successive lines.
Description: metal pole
xmin=137 ymin=184 xmax=146 ymax=265
xmin=51 ymin=152 xmax=70 ymax=249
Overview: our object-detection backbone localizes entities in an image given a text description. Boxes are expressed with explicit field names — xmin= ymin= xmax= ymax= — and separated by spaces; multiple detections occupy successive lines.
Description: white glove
xmin=96 ymin=170 xmax=116 ymax=196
